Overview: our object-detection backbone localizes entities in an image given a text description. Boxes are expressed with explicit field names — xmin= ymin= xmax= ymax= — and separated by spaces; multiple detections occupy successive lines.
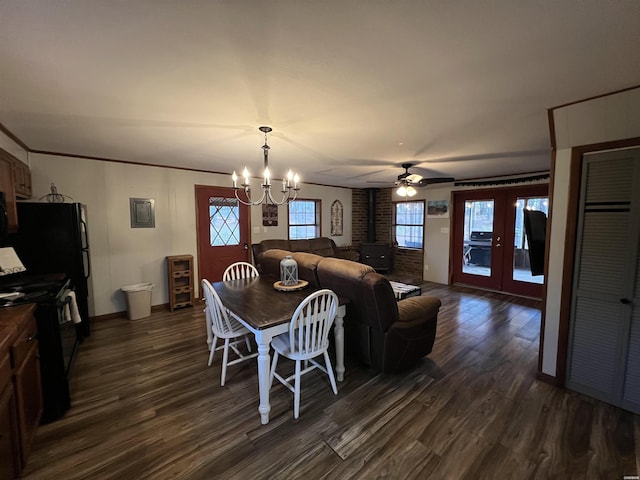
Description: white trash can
xmin=121 ymin=283 xmax=154 ymax=320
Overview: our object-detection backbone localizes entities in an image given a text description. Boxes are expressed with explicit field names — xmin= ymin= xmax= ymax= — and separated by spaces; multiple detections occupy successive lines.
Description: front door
xmin=452 ymin=184 xmax=548 ymax=298
xmin=196 ymin=185 xmax=250 ymax=284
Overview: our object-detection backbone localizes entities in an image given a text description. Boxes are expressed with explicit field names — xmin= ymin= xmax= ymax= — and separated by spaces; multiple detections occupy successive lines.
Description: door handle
xmin=243 ymin=243 xmax=249 ymax=250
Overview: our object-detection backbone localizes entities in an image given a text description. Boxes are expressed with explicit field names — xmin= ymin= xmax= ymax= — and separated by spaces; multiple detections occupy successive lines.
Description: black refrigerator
xmin=8 ymin=202 xmax=92 ymax=337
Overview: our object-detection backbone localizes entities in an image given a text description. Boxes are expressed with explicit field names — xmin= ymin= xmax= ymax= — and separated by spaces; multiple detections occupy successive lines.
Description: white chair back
xmin=223 ymin=262 xmax=259 ymax=281
xmin=289 ymin=289 xmax=338 ymax=357
xmin=202 ymin=279 xmax=239 ymax=338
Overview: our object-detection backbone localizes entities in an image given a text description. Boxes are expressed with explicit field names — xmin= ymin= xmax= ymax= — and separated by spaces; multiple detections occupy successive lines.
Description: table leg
xmin=255 ymin=332 xmax=272 ymax=424
xmin=334 ymin=305 xmax=345 ymax=382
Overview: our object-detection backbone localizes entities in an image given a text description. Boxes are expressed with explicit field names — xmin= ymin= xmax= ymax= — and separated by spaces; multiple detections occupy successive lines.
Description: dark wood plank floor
xmin=22 ymin=282 xmax=640 ymax=479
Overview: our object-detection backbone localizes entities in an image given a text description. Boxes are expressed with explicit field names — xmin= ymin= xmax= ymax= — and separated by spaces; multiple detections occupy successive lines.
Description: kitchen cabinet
xmin=11 ymin=158 xmax=32 ymax=199
xmin=0 ymin=340 xmax=20 ymax=480
xmin=0 ymin=303 xmax=43 ymax=476
xmin=167 ymin=255 xmax=195 ymax=311
xmin=0 ymin=151 xmax=18 ymax=233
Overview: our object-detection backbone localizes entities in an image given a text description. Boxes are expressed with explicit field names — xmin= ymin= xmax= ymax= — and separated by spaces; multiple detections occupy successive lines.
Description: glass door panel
xmin=462 ymin=199 xmax=494 ymax=277
xmin=512 ymin=196 xmax=548 ymax=285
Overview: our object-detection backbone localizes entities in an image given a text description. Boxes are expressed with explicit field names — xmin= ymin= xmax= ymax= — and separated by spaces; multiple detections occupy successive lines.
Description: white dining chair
xmin=269 ymin=289 xmax=339 ymax=419
xmin=202 ymin=279 xmax=258 ymax=386
xmin=223 ymin=262 xmax=259 ymax=281
xmin=221 ymin=261 xmax=258 ymax=349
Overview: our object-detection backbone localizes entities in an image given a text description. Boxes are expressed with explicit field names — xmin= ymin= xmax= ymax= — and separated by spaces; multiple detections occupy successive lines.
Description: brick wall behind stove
xmin=392 ymin=247 xmax=423 ymax=280
xmin=351 ymin=188 xmax=423 ymax=280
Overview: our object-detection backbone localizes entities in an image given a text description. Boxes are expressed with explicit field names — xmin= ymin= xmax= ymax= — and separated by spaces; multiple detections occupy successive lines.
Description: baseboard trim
xmin=536 ymin=371 xmax=561 ymax=386
xmin=90 ymin=302 xmax=174 ymax=322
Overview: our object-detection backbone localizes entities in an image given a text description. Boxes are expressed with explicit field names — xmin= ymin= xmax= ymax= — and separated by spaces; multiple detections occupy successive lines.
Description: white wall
xmin=391 ymin=185 xmax=453 ymax=284
xmin=28 ymin=154 xmax=352 ymax=317
xmin=248 ymin=182 xmax=353 ymax=247
xmin=542 ymin=86 xmax=640 ymax=377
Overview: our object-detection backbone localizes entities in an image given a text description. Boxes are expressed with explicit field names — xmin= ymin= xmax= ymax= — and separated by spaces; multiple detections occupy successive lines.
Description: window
xmin=288 ymin=199 xmax=321 ymax=239
xmin=209 ymin=197 xmax=240 ymax=246
xmin=393 ymin=201 xmax=424 ymax=249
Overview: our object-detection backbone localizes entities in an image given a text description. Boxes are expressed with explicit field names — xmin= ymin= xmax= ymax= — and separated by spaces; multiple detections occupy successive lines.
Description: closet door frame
xmin=565 ymin=151 xmax=640 ymax=408
xmin=547 ymin=136 xmax=640 ymax=386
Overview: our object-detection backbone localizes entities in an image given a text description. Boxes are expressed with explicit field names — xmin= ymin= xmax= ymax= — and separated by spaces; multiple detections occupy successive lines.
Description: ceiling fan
xmin=395 ymin=163 xmax=454 ymax=196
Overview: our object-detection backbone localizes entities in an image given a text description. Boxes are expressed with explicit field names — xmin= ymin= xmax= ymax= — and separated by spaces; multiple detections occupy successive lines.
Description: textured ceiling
xmin=1 ymin=1 xmax=639 ymax=188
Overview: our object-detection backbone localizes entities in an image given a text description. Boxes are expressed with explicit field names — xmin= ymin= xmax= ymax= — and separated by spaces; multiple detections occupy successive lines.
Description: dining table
xmin=210 ymin=275 xmax=346 ymax=425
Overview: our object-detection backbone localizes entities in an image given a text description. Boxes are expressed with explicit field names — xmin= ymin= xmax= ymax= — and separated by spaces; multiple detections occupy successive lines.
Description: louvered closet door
xmin=623 ymin=246 xmax=640 ymax=412
xmin=567 ymin=150 xmax=640 ymax=413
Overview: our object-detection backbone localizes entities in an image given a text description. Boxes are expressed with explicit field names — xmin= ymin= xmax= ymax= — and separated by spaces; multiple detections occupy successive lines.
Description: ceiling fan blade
xmin=416 ymin=177 xmax=455 ymax=187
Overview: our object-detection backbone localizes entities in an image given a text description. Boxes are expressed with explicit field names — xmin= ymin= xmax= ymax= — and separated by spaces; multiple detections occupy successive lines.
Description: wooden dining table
xmin=210 ymin=275 xmax=346 ymax=425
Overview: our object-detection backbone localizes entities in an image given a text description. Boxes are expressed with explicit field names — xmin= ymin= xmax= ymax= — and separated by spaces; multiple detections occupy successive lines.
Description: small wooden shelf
xmin=166 ymin=255 xmax=195 ymax=312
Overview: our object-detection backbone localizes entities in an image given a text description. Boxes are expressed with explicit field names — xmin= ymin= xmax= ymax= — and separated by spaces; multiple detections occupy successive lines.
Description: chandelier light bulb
xmin=242 ymin=167 xmax=250 ymax=185
xmin=406 ymin=186 xmax=417 ymax=197
xmin=397 ymin=185 xmax=407 ymax=197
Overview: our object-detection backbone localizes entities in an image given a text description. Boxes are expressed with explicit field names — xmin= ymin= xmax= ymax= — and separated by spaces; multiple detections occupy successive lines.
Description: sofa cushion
xmin=308 ymin=237 xmax=335 ymax=257
xmin=260 ymin=239 xmax=291 ymax=252
xmin=289 ymin=239 xmax=312 ymax=252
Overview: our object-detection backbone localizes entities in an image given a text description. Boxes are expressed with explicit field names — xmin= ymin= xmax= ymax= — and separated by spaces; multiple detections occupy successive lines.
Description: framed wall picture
xmin=427 ymin=199 xmax=449 ymax=218
xmin=331 ymin=199 xmax=343 ymax=236
xmin=262 ymin=203 xmax=278 ymax=226
xmin=130 ymin=198 xmax=156 ymax=228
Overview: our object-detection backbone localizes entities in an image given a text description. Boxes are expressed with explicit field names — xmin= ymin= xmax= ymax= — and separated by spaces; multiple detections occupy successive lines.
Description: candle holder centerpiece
xmin=280 ymin=256 xmax=298 ymax=286
xmin=273 ymin=255 xmax=308 ymax=291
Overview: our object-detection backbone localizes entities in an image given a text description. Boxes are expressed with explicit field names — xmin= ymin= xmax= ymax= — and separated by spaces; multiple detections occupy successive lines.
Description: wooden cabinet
xmin=0 ymin=153 xmax=18 ymax=233
xmin=167 ymin=255 xmax=195 ymax=311
xmin=11 ymin=311 xmax=42 ymax=468
xmin=0 ymin=344 xmax=20 ymax=480
xmin=0 ymin=304 xmax=42 ymax=478
xmin=360 ymin=243 xmax=392 ymax=272
xmin=11 ymin=158 xmax=32 ymax=199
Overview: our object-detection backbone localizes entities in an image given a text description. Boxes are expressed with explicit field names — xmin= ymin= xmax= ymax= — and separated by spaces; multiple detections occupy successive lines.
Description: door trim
xmin=553 ymin=138 xmax=640 ymax=384
xmin=194 ymin=185 xmax=252 ymax=292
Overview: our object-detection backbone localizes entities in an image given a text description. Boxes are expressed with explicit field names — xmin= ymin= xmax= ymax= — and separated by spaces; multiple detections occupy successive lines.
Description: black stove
xmin=0 ymin=271 xmax=77 ymax=422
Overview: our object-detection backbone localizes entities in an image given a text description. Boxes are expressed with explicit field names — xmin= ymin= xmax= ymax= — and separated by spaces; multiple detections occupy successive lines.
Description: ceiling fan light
xmin=396 ymin=185 xmax=407 ymax=197
xmin=406 ymin=186 xmax=417 ymax=197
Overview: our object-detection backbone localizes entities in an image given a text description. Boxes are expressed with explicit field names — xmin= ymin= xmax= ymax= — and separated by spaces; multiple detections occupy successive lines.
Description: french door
xmin=195 ymin=185 xmax=250 ymax=284
xmin=451 ymin=184 xmax=549 ymax=298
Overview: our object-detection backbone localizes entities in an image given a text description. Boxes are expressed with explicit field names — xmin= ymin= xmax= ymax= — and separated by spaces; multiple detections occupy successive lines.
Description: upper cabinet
xmin=11 ymin=158 xmax=31 ymax=199
xmin=0 ymin=155 xmax=18 ymax=233
xmin=0 ymin=148 xmax=31 ymax=234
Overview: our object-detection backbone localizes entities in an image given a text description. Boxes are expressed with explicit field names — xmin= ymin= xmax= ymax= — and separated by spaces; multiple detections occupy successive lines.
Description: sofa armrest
xmin=396 ymin=296 xmax=441 ymax=327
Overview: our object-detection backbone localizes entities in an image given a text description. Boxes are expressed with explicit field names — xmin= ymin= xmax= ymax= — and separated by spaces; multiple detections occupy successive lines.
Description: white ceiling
xmin=1 ymin=1 xmax=639 ymax=188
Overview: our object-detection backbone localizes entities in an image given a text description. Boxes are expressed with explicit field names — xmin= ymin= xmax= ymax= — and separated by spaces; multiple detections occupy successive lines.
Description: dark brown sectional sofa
xmin=251 ymin=237 xmax=360 ymax=269
xmin=258 ymin=249 xmax=441 ymax=373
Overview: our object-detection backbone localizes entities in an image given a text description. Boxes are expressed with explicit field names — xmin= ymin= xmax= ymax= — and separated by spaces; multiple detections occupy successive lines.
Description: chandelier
xmin=232 ymin=126 xmax=300 ymax=206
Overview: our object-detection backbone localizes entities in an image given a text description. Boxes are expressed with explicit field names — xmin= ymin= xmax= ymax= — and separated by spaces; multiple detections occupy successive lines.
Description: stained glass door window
xmin=209 ymin=197 xmax=240 ymax=246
